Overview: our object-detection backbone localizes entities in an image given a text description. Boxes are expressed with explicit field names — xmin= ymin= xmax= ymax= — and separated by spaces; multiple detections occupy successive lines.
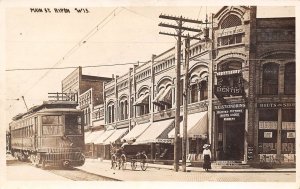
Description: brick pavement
xmin=77 ymin=159 xmax=296 ymax=182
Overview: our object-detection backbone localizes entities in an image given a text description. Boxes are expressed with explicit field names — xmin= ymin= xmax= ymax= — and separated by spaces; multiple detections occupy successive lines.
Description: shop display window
xmin=258 ymin=109 xmax=278 ymax=154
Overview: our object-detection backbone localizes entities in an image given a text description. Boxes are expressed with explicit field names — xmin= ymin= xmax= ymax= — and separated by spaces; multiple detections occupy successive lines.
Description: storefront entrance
xmin=217 ymin=113 xmax=245 ymax=161
xmin=224 ymin=122 xmax=244 ymax=160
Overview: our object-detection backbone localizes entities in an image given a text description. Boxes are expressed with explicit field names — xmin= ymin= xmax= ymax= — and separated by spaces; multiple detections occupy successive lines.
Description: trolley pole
xmin=21 ymin=96 xmax=29 ymax=111
xmin=158 ymin=14 xmax=202 ymax=172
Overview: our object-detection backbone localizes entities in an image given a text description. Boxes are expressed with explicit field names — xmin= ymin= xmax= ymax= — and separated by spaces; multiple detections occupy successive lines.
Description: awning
xmin=135 ymin=119 xmax=174 ymax=144
xmin=133 ymin=93 xmax=149 ymax=106
xmin=94 ymin=129 xmax=115 ymax=144
xmin=85 ymin=130 xmax=105 ymax=144
xmin=168 ymin=111 xmax=208 ymax=138
xmin=153 ymin=88 xmax=166 ymax=105
xmin=158 ymin=86 xmax=173 ymax=104
xmin=121 ymin=122 xmax=151 ymax=142
xmin=104 ymin=128 xmax=128 ymax=145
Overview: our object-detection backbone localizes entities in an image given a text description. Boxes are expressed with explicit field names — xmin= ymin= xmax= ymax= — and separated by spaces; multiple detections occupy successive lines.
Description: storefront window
xmin=258 ymin=109 xmax=278 ymax=154
xmin=284 ymin=62 xmax=295 ymax=95
xmin=281 ymin=109 xmax=295 ymax=156
xmin=262 ymin=63 xmax=279 ymax=95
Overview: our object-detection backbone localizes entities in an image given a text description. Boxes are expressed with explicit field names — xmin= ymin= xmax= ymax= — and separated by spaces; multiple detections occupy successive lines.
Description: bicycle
xmin=131 ymin=151 xmax=148 ymax=171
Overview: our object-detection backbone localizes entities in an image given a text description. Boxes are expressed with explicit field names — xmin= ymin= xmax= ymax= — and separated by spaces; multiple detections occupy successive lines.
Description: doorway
xmin=217 ymin=113 xmax=245 ymax=161
xmin=224 ymin=122 xmax=244 ymax=160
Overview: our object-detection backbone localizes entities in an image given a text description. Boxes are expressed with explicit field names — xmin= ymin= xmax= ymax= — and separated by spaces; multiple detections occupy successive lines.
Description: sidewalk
xmin=85 ymin=158 xmax=296 ymax=173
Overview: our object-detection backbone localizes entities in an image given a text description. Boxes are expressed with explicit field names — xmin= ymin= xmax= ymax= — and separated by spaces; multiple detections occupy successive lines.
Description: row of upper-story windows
xmin=105 ymin=81 xmax=208 ymax=123
xmin=262 ymin=62 xmax=295 ymax=95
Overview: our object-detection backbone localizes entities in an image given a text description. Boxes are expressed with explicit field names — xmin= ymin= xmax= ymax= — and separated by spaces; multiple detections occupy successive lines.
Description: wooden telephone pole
xmin=158 ymin=14 xmax=202 ymax=172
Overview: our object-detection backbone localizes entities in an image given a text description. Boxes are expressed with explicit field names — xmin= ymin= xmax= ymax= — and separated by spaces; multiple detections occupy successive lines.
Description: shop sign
xmin=282 ymin=122 xmax=295 ymax=130
xmin=214 ymin=103 xmax=246 ymax=110
xmin=247 ymin=146 xmax=254 ymax=160
xmin=217 ymin=28 xmax=244 ymax=37
xmin=259 ymin=121 xmax=278 ymax=130
xmin=264 ymin=132 xmax=273 ymax=138
xmin=257 ymin=102 xmax=295 ymax=108
xmin=214 ymin=85 xmax=244 ymax=96
xmin=214 ymin=103 xmax=245 ymax=121
xmin=287 ymin=132 xmax=295 ymax=138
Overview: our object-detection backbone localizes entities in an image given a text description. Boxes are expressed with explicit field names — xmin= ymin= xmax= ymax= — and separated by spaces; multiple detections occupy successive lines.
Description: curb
xmin=85 ymin=159 xmax=296 ymax=173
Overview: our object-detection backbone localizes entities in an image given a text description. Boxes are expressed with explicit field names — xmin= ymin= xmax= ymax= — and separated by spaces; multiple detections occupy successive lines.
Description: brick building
xmin=61 ymin=67 xmax=112 ymax=157
xmin=95 ymin=6 xmax=295 ymax=165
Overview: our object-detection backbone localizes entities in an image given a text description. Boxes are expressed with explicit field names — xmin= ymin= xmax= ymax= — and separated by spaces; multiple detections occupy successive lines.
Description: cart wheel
xmin=121 ymin=160 xmax=126 ymax=170
xmin=140 ymin=161 xmax=148 ymax=171
xmin=131 ymin=160 xmax=137 ymax=170
xmin=112 ymin=161 xmax=117 ymax=170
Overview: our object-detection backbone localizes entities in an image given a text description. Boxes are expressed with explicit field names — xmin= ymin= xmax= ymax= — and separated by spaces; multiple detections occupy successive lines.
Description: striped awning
xmin=134 ymin=119 xmax=174 ymax=144
xmin=121 ymin=122 xmax=151 ymax=142
xmin=94 ymin=129 xmax=115 ymax=144
xmin=168 ymin=111 xmax=208 ymax=138
xmin=104 ymin=128 xmax=128 ymax=145
xmin=133 ymin=93 xmax=149 ymax=106
xmin=85 ymin=130 xmax=105 ymax=144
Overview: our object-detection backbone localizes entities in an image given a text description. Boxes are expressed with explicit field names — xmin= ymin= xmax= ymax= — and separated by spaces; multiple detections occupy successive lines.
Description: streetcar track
xmin=48 ymin=168 xmax=121 ymax=181
xmin=7 ymin=157 xmax=120 ymax=181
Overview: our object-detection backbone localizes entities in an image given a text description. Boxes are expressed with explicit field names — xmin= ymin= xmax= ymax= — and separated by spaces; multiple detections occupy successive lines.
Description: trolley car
xmin=9 ymin=101 xmax=85 ymax=168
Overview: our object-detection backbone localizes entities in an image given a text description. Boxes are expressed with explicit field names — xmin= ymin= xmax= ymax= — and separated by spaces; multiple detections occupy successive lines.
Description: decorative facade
xmin=84 ymin=6 xmax=295 ymax=165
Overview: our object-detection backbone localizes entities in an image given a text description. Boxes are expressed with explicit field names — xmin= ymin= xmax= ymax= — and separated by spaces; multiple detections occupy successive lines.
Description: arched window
xmin=221 ymin=14 xmax=242 ymax=29
xmin=200 ymin=80 xmax=208 ymax=100
xmin=124 ymin=100 xmax=128 ymax=119
xmin=108 ymin=106 xmax=111 ymax=123
xmin=262 ymin=63 xmax=279 ymax=95
xmin=111 ymin=105 xmax=115 ymax=123
xmin=130 ymin=97 xmax=134 ymax=118
xmin=217 ymin=61 xmax=242 ymax=88
xmin=284 ymin=62 xmax=295 ymax=95
xmin=190 ymin=84 xmax=198 ymax=103
xmin=107 ymin=103 xmax=115 ymax=123
xmin=120 ymin=102 xmax=124 ymax=120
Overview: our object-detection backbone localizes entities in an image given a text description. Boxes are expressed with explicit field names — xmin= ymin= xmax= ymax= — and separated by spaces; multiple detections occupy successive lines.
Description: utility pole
xmin=182 ymin=35 xmax=190 ymax=172
xmin=158 ymin=14 xmax=202 ymax=172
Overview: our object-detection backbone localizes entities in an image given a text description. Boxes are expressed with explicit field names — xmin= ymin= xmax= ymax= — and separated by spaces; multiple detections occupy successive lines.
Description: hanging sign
xmin=214 ymin=85 xmax=244 ymax=96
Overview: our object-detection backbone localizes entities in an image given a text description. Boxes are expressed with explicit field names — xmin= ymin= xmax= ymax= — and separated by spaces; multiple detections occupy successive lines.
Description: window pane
xmin=263 ymin=63 xmax=279 ymax=94
xmin=65 ymin=115 xmax=82 ymax=135
xmin=42 ymin=116 xmax=61 ymax=124
xmin=284 ymin=63 xmax=295 ymax=95
xmin=259 ymin=109 xmax=278 ymax=121
xmin=190 ymin=84 xmax=198 ymax=103
xmin=42 ymin=125 xmax=63 ymax=135
xmin=282 ymin=109 xmax=295 ymax=122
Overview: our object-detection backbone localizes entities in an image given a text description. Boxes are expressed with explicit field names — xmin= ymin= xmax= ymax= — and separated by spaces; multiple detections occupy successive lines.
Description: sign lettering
xmin=214 ymin=85 xmax=244 ymax=96
xmin=257 ymin=102 xmax=295 ymax=108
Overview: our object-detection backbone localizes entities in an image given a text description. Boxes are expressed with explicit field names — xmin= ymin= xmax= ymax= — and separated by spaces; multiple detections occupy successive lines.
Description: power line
xmin=6 ymin=58 xmax=295 ymax=72
xmin=6 ymin=7 xmax=123 ymax=111
xmin=6 ymin=62 xmax=141 ymax=71
xmin=122 ymin=7 xmax=156 ymax=22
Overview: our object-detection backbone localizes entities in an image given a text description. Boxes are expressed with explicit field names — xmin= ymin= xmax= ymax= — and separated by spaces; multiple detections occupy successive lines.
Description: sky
xmin=3 ymin=5 xmax=296 ymax=128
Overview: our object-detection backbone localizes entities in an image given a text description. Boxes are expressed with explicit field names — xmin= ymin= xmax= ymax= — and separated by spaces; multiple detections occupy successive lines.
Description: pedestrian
xmin=203 ymin=144 xmax=211 ymax=171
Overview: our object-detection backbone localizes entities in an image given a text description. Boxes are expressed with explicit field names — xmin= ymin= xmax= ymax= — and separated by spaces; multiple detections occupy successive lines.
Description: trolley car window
xmin=42 ymin=115 xmax=63 ymax=135
xmin=65 ymin=115 xmax=82 ymax=135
